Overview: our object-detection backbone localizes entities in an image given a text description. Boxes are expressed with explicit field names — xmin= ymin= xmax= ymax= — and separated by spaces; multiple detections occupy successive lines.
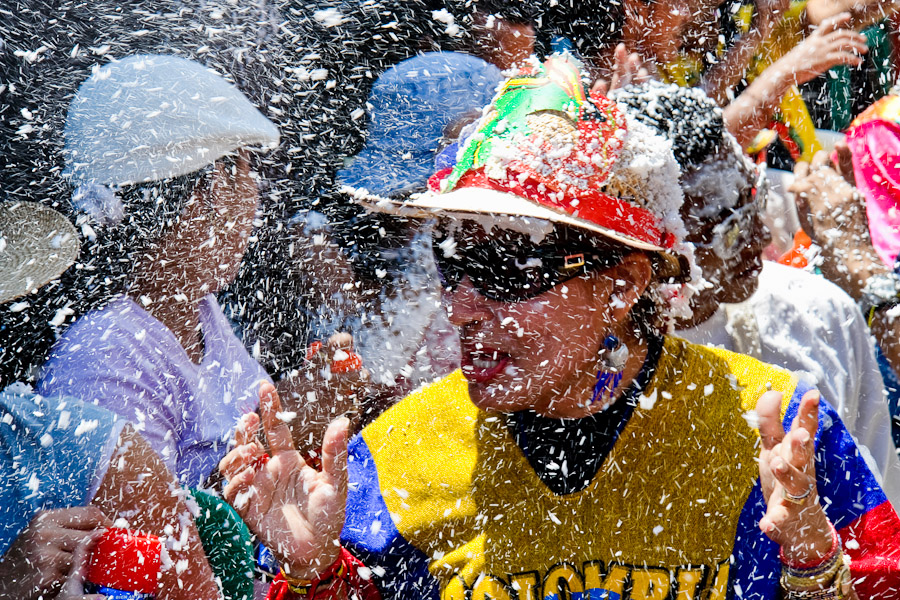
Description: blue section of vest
xmin=341 ymin=433 xmax=440 ymax=599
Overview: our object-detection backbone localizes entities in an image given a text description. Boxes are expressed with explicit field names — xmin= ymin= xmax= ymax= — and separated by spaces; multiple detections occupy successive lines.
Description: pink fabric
xmin=848 ymin=119 xmax=900 ymax=267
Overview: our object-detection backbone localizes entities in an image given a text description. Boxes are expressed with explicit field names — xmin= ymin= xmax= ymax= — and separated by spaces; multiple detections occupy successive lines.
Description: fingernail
xmin=798 ymin=429 xmax=810 ymax=443
xmin=773 ymin=458 xmax=786 ymax=472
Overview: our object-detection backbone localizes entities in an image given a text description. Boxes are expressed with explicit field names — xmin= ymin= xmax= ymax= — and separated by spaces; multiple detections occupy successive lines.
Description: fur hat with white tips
xmin=345 ymin=54 xmax=691 ymax=280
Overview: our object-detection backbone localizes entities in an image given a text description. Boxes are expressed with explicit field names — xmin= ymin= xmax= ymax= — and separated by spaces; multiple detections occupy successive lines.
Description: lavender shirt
xmin=38 ymin=295 xmax=271 ymax=486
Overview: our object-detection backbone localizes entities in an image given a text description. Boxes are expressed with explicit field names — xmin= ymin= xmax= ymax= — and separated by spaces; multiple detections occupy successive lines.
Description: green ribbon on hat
xmin=445 ymin=56 xmax=588 ymax=192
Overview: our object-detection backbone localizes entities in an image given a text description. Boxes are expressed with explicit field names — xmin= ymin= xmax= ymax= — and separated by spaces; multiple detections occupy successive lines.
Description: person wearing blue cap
xmin=338 ymin=51 xmax=502 ymax=198
xmin=36 ymin=54 xmax=280 ymax=488
xmin=311 ymin=52 xmax=505 ymax=418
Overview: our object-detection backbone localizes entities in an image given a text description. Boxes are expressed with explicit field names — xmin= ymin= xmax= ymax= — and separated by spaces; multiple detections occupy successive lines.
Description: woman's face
xmin=473 ymin=12 xmax=536 ymax=70
xmin=624 ymin=0 xmax=706 ymax=64
xmin=159 ymin=151 xmax=260 ymax=294
xmin=203 ymin=152 xmax=261 ymax=289
xmin=440 ymin=225 xmax=647 ymax=418
xmin=681 ymin=161 xmax=772 ymax=315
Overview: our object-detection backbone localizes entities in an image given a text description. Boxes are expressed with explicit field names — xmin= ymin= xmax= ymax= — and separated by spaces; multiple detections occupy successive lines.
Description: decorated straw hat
xmin=0 ymin=202 xmax=80 ymax=304
xmin=345 ymin=54 xmax=689 ymax=278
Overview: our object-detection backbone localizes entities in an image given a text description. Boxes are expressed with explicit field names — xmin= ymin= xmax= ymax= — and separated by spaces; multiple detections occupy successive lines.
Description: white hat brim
xmin=344 ymin=184 xmax=667 ymax=253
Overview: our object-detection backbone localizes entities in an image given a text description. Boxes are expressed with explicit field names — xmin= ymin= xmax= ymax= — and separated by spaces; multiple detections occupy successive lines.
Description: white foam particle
xmin=74 ymin=419 xmax=99 ymax=436
xmin=313 ymin=8 xmax=346 ymax=27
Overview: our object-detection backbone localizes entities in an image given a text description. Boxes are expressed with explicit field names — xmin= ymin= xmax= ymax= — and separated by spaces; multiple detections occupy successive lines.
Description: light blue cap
xmin=337 ymin=52 xmax=502 ymax=197
xmin=63 ymin=54 xmax=279 ymax=186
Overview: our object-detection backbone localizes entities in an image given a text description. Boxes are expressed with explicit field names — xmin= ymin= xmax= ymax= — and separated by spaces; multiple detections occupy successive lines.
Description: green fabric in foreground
xmin=190 ymin=489 xmax=256 ymax=600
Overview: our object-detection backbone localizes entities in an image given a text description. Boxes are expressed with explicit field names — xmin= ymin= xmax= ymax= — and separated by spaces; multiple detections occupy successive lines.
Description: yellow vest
xmin=361 ymin=337 xmax=797 ymax=599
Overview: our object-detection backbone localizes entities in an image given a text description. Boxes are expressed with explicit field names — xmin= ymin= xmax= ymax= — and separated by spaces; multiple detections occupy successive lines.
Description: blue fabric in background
xmin=875 ymin=344 xmax=900 ymax=449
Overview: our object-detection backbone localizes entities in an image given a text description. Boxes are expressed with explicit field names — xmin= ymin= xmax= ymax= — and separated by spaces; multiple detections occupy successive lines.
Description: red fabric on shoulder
xmin=839 ymin=500 xmax=900 ymax=599
xmin=265 ymin=548 xmax=382 ymax=600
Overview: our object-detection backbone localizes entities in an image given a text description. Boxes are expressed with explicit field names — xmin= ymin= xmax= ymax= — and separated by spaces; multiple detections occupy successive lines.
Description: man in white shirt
xmin=613 ymin=82 xmax=900 ymax=508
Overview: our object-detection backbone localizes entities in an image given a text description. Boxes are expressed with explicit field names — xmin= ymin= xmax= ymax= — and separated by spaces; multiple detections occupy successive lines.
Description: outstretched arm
xmin=702 ymin=0 xmax=790 ymax=106
xmin=724 ymin=13 xmax=867 ymax=148
xmin=791 ymin=147 xmax=900 ymax=378
xmin=756 ymin=390 xmax=860 ymax=599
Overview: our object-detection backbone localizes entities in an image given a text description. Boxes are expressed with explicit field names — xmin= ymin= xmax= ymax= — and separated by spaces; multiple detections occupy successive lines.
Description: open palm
xmin=221 ymin=383 xmax=349 ymax=578
xmin=756 ymin=389 xmax=834 ymax=564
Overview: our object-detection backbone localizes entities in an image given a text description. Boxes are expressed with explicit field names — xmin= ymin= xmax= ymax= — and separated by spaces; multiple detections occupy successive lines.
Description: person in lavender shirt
xmin=38 ymin=54 xmax=279 ymax=486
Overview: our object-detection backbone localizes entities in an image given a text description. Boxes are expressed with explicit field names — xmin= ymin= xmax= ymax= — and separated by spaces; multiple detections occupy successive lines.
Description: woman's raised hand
xmin=756 ymin=389 xmax=835 ymax=564
xmin=591 ymin=43 xmax=655 ymax=97
xmin=777 ymin=13 xmax=867 ymax=88
xmin=220 ymin=382 xmax=350 ymax=578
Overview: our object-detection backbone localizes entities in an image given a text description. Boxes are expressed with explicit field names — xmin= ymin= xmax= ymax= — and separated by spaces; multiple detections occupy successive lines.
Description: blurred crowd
xmin=5 ymin=0 xmax=900 ymax=599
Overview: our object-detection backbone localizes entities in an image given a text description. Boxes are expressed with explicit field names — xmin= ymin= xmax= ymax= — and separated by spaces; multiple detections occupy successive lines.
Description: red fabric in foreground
xmin=839 ymin=500 xmax=900 ymax=598
xmin=86 ymin=528 xmax=161 ymax=594
xmin=266 ymin=547 xmax=382 ymax=600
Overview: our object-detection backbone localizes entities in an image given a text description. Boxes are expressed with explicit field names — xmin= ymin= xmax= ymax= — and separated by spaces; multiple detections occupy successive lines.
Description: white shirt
xmin=38 ymin=294 xmax=271 ymax=486
xmin=678 ymin=261 xmax=900 ymax=508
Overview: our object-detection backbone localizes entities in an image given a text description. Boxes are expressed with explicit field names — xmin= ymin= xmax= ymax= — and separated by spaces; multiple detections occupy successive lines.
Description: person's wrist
xmin=280 ymin=544 xmax=342 ymax=581
xmin=819 ymin=258 xmax=865 ymax=300
xmin=779 ymin=509 xmax=835 ymax=566
xmin=815 ymin=236 xmax=884 ymax=300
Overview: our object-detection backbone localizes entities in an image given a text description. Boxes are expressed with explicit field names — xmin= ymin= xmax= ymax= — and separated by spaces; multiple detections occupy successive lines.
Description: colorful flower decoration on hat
xmin=430 ymin=55 xmax=677 ymax=251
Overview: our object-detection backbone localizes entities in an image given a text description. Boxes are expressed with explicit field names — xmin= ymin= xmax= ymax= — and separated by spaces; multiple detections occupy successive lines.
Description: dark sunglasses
xmin=691 ymin=169 xmax=768 ymax=260
xmin=433 ymin=232 xmax=622 ymax=303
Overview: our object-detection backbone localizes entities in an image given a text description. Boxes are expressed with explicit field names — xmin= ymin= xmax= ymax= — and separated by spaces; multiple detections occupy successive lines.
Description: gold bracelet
xmin=781 ymin=556 xmax=853 ymax=599
xmin=781 ymin=549 xmax=845 ymax=593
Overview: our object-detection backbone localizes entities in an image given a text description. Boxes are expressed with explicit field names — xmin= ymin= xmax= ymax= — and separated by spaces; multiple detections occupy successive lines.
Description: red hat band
xmin=428 ymin=167 xmax=674 ymax=250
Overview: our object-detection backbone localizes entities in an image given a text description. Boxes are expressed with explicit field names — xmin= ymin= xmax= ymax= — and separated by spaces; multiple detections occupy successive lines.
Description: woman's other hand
xmin=220 ymin=382 xmax=350 ymax=579
xmin=791 ymin=149 xmax=879 ymax=299
xmin=55 ymin=536 xmax=106 ymax=600
xmin=0 ymin=507 xmax=111 ymax=600
xmin=778 ymin=13 xmax=868 ymax=88
xmin=756 ymin=389 xmax=835 ymax=564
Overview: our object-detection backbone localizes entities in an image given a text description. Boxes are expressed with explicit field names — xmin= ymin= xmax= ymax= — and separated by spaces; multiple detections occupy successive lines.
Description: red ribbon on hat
xmin=428 ymin=167 xmax=674 ymax=250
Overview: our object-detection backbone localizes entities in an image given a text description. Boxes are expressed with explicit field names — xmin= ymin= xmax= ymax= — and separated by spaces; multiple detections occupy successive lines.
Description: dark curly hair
xmin=611 ymin=81 xmax=725 ymax=168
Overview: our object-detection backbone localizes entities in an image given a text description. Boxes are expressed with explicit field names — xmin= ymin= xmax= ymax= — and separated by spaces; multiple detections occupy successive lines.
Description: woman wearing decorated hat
xmin=0 ymin=201 xmax=221 ymax=598
xmin=219 ymin=57 xmax=900 ymax=600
